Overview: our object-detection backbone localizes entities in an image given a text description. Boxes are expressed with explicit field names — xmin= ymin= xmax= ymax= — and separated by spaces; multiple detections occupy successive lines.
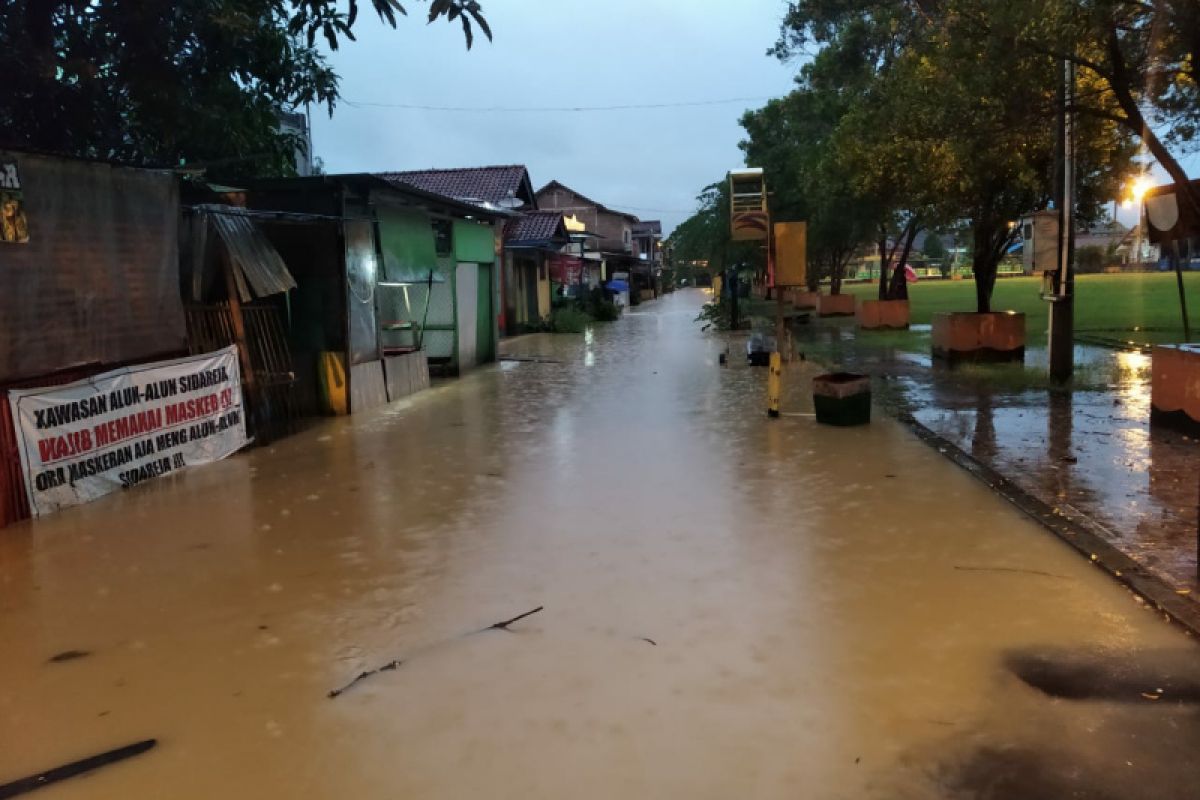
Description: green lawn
xmin=841 ymin=272 xmax=1200 ymax=346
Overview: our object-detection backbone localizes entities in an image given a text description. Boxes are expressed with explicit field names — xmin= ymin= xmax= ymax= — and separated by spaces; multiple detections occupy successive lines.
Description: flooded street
xmin=798 ymin=318 xmax=1200 ymax=593
xmin=2 ymin=289 xmax=1199 ymax=799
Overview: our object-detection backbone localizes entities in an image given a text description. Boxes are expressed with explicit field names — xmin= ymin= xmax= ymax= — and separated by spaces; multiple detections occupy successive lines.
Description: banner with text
xmin=7 ymin=346 xmax=249 ymax=516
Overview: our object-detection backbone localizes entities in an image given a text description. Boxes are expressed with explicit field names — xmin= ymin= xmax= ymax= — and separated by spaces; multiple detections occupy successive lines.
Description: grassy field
xmin=840 ymin=272 xmax=1200 ymax=346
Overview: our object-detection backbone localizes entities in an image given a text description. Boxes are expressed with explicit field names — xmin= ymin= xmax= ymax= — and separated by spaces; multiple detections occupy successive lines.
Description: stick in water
xmin=485 ymin=605 xmax=545 ymax=632
xmin=0 ymin=739 xmax=157 ymax=800
xmin=328 ymin=606 xmax=544 ymax=698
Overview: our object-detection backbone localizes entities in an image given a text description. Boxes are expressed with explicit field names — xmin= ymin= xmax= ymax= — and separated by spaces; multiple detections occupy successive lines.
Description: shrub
xmin=550 ymin=307 xmax=591 ymax=333
xmin=1075 ymin=245 xmax=1107 ymax=274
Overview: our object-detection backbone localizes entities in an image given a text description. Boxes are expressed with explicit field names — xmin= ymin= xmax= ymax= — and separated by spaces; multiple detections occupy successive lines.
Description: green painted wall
xmin=453 ymin=221 xmax=495 ymax=263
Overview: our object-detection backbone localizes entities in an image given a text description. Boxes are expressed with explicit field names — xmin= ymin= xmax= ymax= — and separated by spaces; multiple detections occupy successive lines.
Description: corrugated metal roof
xmin=202 ymin=206 xmax=298 ymax=301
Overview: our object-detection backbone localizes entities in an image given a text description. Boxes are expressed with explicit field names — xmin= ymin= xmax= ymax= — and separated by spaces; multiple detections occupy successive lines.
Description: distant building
xmin=277 ymin=111 xmax=313 ymax=177
xmin=632 ymin=220 xmax=663 ymax=267
xmin=381 ymin=165 xmax=536 ymax=212
xmin=536 ymin=180 xmax=656 ymax=302
xmin=380 ymin=165 xmax=576 ymax=334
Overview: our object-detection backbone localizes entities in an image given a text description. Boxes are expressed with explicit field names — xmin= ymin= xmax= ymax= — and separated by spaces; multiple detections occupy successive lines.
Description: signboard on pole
xmin=7 ymin=346 xmax=249 ymax=516
xmin=773 ymin=221 xmax=807 ymax=287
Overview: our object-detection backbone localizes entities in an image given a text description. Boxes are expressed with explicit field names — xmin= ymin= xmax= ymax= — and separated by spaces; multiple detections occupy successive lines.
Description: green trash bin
xmin=813 ymin=372 xmax=870 ymax=426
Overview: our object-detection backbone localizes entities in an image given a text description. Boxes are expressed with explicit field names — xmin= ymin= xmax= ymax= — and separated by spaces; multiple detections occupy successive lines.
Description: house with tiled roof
xmin=378 ymin=165 xmax=591 ymax=334
xmin=378 ymin=165 xmax=536 ymax=211
xmin=536 ymin=180 xmax=659 ymax=303
xmin=503 ymin=210 xmax=571 ymax=331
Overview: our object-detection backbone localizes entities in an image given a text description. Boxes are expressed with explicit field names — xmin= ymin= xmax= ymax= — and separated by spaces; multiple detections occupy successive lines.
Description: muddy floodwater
xmin=2 ymin=289 xmax=1198 ymax=799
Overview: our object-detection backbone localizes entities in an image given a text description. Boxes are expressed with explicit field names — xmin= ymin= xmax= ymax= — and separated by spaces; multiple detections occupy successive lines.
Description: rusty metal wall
xmin=0 ymin=151 xmax=186 ymax=384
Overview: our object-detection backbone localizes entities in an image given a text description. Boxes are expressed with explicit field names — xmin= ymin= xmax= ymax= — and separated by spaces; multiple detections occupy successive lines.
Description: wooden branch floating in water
xmin=0 ymin=739 xmax=157 ymax=799
xmin=954 ymin=565 xmax=1071 ymax=579
xmin=328 ymin=606 xmax=544 ymax=699
xmin=486 ymin=606 xmax=544 ymax=632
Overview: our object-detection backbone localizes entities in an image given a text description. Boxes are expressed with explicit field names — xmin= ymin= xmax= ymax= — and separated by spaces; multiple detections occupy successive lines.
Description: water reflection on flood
xmin=0 ymin=290 xmax=1196 ymax=799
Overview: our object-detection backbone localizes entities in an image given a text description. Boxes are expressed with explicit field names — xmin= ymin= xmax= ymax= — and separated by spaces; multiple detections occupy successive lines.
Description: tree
xmin=740 ymin=85 xmax=878 ymax=295
xmin=762 ymin=1 xmax=944 ymax=300
xmin=969 ymin=0 xmax=1199 ymax=214
xmin=768 ymin=0 xmax=1135 ymax=312
xmin=668 ymin=182 xmax=763 ymax=279
xmin=923 ymin=233 xmax=946 ymax=262
xmin=0 ymin=0 xmax=490 ymax=177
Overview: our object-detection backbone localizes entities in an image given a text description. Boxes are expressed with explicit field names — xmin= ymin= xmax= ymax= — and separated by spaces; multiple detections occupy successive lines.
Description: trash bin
xmin=813 ymin=372 xmax=870 ymax=426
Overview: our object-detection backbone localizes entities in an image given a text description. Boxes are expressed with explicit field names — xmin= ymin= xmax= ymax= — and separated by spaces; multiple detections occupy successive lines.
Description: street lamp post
xmin=1049 ymin=58 xmax=1076 ymax=383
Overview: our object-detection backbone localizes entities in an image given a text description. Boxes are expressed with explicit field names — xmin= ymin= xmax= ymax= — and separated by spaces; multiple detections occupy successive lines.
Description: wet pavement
xmin=2 ymin=288 xmax=1200 ymax=799
xmin=795 ymin=318 xmax=1200 ymax=595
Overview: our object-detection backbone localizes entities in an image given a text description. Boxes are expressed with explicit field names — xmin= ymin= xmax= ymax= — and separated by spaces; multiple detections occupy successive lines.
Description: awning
xmin=377 ymin=205 xmax=447 ymax=283
xmin=201 ymin=206 xmax=298 ymax=301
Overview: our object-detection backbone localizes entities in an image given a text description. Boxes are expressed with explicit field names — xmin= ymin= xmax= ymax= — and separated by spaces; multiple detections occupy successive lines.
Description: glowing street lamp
xmin=1124 ymin=174 xmax=1155 ymax=265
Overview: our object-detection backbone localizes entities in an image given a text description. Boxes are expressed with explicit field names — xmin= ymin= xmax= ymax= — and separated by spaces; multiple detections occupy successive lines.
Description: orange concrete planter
xmin=1151 ymin=344 xmax=1200 ymax=432
xmin=857 ymin=299 xmax=910 ymax=330
xmin=791 ymin=289 xmax=819 ymax=309
xmin=931 ymin=311 xmax=1025 ymax=363
xmin=817 ymin=293 xmax=856 ymax=317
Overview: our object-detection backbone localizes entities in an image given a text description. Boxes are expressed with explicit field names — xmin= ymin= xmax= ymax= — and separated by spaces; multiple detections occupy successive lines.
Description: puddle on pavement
xmin=0 ymin=290 xmax=1197 ymax=799
xmin=798 ymin=320 xmax=1200 ymax=593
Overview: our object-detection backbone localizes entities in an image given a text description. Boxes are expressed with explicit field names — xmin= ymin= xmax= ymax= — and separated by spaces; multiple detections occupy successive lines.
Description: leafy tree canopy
xmin=0 ymin=0 xmax=490 ymax=177
xmin=752 ymin=0 xmax=1136 ymax=310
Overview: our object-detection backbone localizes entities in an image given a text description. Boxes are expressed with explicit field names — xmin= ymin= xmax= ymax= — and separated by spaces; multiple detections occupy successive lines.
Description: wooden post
xmin=776 ymin=285 xmax=787 ymax=363
xmin=1172 ymin=241 xmax=1191 ymax=342
xmin=220 ymin=245 xmax=257 ymax=404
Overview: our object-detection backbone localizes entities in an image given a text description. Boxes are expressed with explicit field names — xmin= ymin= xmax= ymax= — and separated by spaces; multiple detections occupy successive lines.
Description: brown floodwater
xmin=1 ymin=289 xmax=1197 ymax=799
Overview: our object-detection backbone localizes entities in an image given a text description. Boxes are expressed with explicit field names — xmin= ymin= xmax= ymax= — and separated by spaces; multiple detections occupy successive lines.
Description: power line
xmin=340 ymin=96 xmax=772 ymax=113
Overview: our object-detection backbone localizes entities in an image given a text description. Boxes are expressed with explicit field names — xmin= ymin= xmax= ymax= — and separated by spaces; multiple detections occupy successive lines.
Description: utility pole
xmin=729 ymin=264 xmax=739 ymax=330
xmin=1049 ymin=58 xmax=1076 ymax=382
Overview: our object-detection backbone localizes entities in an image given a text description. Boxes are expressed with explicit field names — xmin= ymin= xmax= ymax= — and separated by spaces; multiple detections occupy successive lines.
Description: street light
xmin=1126 ymin=174 xmax=1154 ymax=265
xmin=1130 ymin=175 xmax=1154 ymax=204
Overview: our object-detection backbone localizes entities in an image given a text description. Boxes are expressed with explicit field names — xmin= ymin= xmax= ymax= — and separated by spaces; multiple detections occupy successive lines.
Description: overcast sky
xmin=310 ymin=0 xmax=799 ymax=234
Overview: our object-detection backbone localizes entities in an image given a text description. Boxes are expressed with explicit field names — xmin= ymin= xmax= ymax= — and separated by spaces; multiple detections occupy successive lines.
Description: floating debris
xmin=0 ymin=739 xmax=156 ymax=799
xmin=328 ymin=606 xmax=544 ymax=698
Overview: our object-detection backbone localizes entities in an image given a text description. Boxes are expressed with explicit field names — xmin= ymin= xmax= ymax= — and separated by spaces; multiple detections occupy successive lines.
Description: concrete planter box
xmin=857 ymin=299 xmax=910 ymax=330
xmin=931 ymin=311 xmax=1025 ymax=363
xmin=1151 ymin=344 xmax=1200 ymax=433
xmin=813 ymin=372 xmax=871 ymax=426
xmin=817 ymin=293 xmax=856 ymax=317
xmin=791 ymin=289 xmax=820 ymax=309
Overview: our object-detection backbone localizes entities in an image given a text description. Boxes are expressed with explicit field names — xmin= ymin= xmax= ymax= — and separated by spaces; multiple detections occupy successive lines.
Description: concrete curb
xmin=895 ymin=411 xmax=1200 ymax=638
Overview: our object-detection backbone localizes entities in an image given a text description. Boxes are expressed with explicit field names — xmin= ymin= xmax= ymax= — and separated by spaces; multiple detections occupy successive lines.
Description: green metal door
xmin=476 ymin=263 xmax=494 ymax=363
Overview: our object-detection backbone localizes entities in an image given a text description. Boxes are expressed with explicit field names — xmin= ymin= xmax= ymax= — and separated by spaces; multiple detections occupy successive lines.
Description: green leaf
xmin=467 ymin=4 xmax=491 ymax=41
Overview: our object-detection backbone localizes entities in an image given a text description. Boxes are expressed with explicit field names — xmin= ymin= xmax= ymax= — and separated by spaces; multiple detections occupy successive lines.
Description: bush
xmin=581 ymin=287 xmax=621 ymax=321
xmin=695 ymin=296 xmax=732 ymax=331
xmin=550 ymin=307 xmax=591 ymax=333
xmin=1075 ymin=245 xmax=1107 ymax=274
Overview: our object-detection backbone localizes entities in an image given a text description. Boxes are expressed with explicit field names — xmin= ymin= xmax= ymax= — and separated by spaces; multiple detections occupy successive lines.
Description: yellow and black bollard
xmin=767 ymin=351 xmax=782 ymax=418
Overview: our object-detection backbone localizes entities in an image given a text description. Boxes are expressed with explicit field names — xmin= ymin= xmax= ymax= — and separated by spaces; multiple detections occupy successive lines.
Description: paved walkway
xmin=1 ymin=289 xmax=1197 ymax=799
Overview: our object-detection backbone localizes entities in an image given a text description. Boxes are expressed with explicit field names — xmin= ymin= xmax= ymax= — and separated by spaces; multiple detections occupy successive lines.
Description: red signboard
xmin=549 ymin=254 xmax=583 ymax=285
